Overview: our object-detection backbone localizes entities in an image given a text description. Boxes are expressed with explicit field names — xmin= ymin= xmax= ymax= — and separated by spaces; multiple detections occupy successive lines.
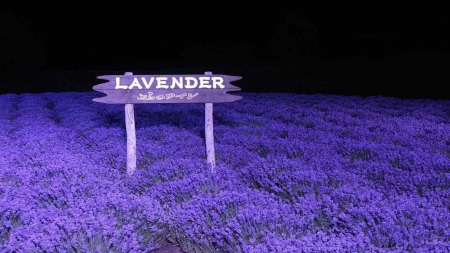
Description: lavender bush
xmin=0 ymin=91 xmax=449 ymax=252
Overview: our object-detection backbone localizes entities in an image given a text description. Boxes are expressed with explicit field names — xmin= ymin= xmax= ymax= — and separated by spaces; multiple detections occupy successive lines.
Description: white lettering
xmin=136 ymin=92 xmax=199 ymax=101
xmin=187 ymin=93 xmax=199 ymax=100
xmin=115 ymin=76 xmax=228 ymax=89
xmin=212 ymin=77 xmax=225 ymax=89
xmin=170 ymin=77 xmax=184 ymax=89
xmin=185 ymin=77 xmax=198 ymax=88
xmin=115 ymin=77 xmax=128 ymax=89
xmin=137 ymin=92 xmax=155 ymax=100
xmin=155 ymin=77 xmax=168 ymax=89
xmin=128 ymin=78 xmax=143 ymax=89
xmin=137 ymin=93 xmax=147 ymax=100
xmin=166 ymin=93 xmax=176 ymax=99
xmin=141 ymin=77 xmax=155 ymax=89
xmin=198 ymin=77 xmax=211 ymax=88
xmin=176 ymin=93 xmax=188 ymax=99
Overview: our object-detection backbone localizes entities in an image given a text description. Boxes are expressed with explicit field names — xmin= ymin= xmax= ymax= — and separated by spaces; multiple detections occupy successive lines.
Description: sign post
xmin=204 ymin=72 xmax=215 ymax=170
xmin=93 ymin=71 xmax=242 ymax=175
xmin=124 ymin=73 xmax=136 ymax=175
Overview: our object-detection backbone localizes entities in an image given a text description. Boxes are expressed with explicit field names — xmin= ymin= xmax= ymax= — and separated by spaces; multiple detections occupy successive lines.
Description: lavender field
xmin=0 ymin=91 xmax=449 ymax=252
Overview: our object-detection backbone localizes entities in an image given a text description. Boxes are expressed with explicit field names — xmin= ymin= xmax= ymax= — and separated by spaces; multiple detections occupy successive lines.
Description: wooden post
xmin=124 ymin=72 xmax=136 ymax=175
xmin=204 ymin=71 xmax=216 ymax=171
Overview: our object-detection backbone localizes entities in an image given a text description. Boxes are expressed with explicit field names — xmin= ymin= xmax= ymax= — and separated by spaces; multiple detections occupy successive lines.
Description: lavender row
xmin=0 ymin=91 xmax=449 ymax=252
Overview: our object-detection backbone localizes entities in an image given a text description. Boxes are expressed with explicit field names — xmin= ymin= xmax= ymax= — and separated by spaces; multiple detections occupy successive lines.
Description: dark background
xmin=1 ymin=5 xmax=449 ymax=99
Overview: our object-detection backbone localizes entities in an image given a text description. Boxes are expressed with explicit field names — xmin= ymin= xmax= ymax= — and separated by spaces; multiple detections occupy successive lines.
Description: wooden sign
xmin=93 ymin=74 xmax=242 ymax=104
xmin=92 ymin=72 xmax=242 ymax=175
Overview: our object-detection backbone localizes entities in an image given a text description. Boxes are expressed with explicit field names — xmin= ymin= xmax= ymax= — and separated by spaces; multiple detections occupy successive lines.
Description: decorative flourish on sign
xmin=137 ymin=92 xmax=199 ymax=101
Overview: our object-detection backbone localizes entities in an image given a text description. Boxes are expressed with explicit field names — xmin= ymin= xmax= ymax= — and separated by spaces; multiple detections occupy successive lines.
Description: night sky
xmin=1 ymin=6 xmax=449 ymax=98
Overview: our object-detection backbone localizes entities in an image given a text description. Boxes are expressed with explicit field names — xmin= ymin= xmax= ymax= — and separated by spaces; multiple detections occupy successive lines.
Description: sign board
xmin=92 ymin=72 xmax=242 ymax=174
xmin=93 ymin=74 xmax=242 ymax=104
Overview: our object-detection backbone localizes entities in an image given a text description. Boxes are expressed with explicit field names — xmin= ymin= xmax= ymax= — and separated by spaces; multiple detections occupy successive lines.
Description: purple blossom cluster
xmin=1 ymin=91 xmax=449 ymax=252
